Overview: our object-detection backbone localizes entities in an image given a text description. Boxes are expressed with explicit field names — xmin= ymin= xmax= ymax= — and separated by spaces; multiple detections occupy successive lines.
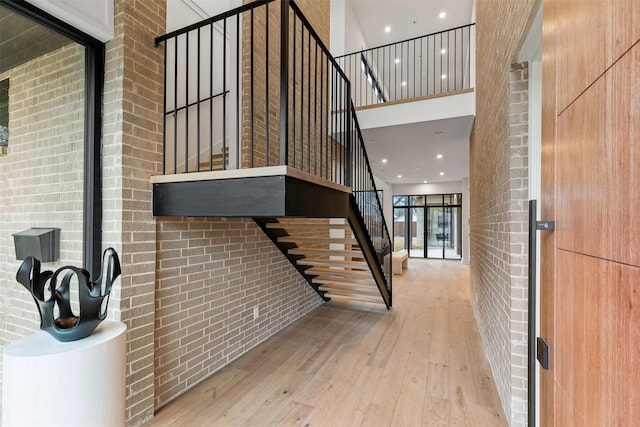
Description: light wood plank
xmin=277 ymin=236 xmax=358 ymax=245
xmin=296 ymin=258 xmax=368 ymax=269
xmin=146 ymin=260 xmax=507 ymax=426
xmin=305 ymin=266 xmax=373 ymax=278
xmin=288 ymin=247 xmax=363 ymax=257
xmin=313 ymin=278 xmax=377 ymax=289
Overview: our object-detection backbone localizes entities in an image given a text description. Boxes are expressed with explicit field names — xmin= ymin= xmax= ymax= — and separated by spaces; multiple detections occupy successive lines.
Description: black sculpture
xmin=15 ymin=248 xmax=121 ymax=342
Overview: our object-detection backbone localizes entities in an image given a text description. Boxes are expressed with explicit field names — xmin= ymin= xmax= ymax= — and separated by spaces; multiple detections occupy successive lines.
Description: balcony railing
xmin=335 ymin=24 xmax=475 ymax=108
xmin=154 ymin=0 xmax=392 ymax=298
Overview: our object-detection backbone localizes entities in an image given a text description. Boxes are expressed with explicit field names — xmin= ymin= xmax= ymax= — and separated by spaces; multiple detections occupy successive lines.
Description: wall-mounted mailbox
xmin=13 ymin=228 xmax=60 ymax=262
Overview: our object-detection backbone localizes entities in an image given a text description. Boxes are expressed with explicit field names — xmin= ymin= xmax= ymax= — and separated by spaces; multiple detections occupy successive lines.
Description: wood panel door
xmin=540 ymin=0 xmax=640 ymax=425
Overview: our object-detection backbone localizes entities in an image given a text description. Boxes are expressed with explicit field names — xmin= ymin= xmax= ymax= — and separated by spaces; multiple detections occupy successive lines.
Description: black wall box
xmin=13 ymin=228 xmax=60 ymax=262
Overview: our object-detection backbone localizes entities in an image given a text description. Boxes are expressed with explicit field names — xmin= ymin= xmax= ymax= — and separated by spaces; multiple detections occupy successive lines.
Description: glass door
xmin=410 ymin=207 xmax=426 ymax=257
xmin=393 ymin=206 xmax=408 ymax=252
xmin=426 ymin=194 xmax=462 ymax=260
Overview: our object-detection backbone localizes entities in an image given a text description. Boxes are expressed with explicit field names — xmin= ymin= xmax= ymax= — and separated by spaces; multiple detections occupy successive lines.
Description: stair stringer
xmin=346 ymin=195 xmax=392 ymax=308
xmin=254 ymin=209 xmax=391 ymax=309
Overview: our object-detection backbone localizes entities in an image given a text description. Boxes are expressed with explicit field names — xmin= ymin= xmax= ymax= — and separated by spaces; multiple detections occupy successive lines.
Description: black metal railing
xmin=335 ymin=24 xmax=475 ymax=108
xmin=349 ymin=101 xmax=392 ymax=295
xmin=155 ymin=0 xmax=392 ymax=301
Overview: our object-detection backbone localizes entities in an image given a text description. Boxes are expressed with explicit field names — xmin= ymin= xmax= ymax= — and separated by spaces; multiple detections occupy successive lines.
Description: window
xmin=0 ymin=78 xmax=8 ymax=154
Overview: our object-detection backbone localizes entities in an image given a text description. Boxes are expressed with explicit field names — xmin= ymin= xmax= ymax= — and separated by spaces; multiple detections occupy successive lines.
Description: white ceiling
xmin=363 ymin=116 xmax=473 ymax=184
xmin=348 ymin=0 xmax=475 ymax=185
xmin=348 ymin=0 xmax=475 ymax=49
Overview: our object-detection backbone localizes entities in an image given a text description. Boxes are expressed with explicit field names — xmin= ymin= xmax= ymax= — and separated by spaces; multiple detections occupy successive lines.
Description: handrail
xmin=155 ymin=0 xmax=392 ymax=301
xmin=289 ymin=0 xmax=349 ymax=84
xmin=352 ymin=101 xmax=392 ymax=246
xmin=154 ymin=0 xmax=275 ymax=46
xmin=335 ymin=23 xmax=475 ymax=108
xmin=334 ymin=23 xmax=476 ymax=59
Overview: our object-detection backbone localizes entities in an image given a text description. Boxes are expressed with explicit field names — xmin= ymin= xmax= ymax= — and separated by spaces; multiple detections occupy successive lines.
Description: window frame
xmin=0 ymin=0 xmax=104 ymax=278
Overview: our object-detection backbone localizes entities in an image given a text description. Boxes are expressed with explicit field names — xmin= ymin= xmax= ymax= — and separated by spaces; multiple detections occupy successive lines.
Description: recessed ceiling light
xmin=382 ymin=158 xmax=388 ymax=163
xmin=440 ymin=48 xmax=447 ymax=54
xmin=385 ymin=26 xmax=391 ymax=33
xmin=397 ymin=174 xmax=402 ymax=179
xmin=439 ymin=11 xmax=446 ymax=19
xmin=394 ymin=58 xmax=400 ymax=64
xmin=439 ymin=172 xmax=444 ymax=176
xmin=441 ymin=74 xmax=447 ymax=79
xmin=436 ymin=154 xmax=443 ymax=159
xmin=402 ymin=81 xmax=407 ymax=86
xmin=423 ymin=180 xmax=428 ymax=184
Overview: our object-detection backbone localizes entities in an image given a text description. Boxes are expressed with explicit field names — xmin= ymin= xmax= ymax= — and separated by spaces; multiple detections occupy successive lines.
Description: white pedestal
xmin=2 ymin=320 xmax=127 ymax=427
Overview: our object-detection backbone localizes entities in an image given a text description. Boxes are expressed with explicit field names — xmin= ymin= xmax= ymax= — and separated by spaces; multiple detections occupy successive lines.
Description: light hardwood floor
xmin=146 ymin=259 xmax=507 ymax=426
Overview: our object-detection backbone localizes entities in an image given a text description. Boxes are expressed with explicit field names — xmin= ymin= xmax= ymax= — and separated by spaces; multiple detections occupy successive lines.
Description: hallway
xmin=147 ymin=259 xmax=506 ymax=426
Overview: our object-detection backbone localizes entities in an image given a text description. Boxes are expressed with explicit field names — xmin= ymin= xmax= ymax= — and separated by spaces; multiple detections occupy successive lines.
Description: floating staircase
xmin=153 ymin=0 xmax=393 ymax=310
xmin=256 ymin=218 xmax=388 ymax=306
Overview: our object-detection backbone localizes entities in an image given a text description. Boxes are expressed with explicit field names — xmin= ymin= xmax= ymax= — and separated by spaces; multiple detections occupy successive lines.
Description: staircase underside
xmin=152 ymin=166 xmax=351 ymax=218
xmin=151 ymin=167 xmax=391 ymax=308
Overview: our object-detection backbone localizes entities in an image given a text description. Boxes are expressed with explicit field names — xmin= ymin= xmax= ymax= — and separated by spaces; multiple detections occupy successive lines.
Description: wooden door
xmin=540 ymin=0 xmax=640 ymax=425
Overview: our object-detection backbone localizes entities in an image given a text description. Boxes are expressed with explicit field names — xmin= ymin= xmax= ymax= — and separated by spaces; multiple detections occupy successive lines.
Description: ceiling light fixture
xmin=440 ymin=48 xmax=447 ymax=54
xmin=439 ymin=172 xmax=444 ymax=176
xmin=402 ymin=81 xmax=407 ymax=86
xmin=394 ymin=58 xmax=400 ymax=64
xmin=439 ymin=11 xmax=446 ymax=19
xmin=385 ymin=26 xmax=391 ymax=33
xmin=441 ymin=74 xmax=447 ymax=79
xmin=381 ymin=158 xmax=388 ymax=163
xmin=434 ymin=131 xmax=444 ymax=136
xmin=423 ymin=180 xmax=428 ymax=184
xmin=397 ymin=175 xmax=402 ymax=179
xmin=436 ymin=154 xmax=443 ymax=159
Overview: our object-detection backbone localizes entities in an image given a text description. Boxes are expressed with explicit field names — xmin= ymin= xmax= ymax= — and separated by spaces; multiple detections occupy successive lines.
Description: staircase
xmin=256 ymin=218 xmax=389 ymax=306
xmin=153 ymin=0 xmax=393 ymax=310
xmin=198 ymin=147 xmax=229 ymax=172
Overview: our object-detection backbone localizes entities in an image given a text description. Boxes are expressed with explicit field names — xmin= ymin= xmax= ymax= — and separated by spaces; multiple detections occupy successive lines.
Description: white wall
xmin=27 ymin=0 xmax=114 ymax=41
xmin=330 ymin=0 xmax=367 ymax=56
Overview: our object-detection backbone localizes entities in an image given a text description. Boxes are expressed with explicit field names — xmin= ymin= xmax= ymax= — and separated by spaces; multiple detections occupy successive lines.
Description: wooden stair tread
xmin=304 ymin=266 xmax=373 ymax=278
xmin=198 ymin=148 xmax=230 ymax=169
xmin=318 ymin=284 xmax=379 ymax=294
xmin=297 ymin=258 xmax=368 ymax=269
xmin=312 ymin=276 xmax=376 ymax=287
xmin=323 ymin=292 xmax=386 ymax=304
xmin=288 ymin=247 xmax=364 ymax=257
xmin=277 ymin=237 xmax=358 ymax=245
xmin=265 ymin=222 xmax=351 ymax=229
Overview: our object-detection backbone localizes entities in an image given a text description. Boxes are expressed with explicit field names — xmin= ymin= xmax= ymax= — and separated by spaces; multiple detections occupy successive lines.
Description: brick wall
xmin=0 ymin=43 xmax=85 ymax=414
xmin=471 ymin=1 xmax=537 ymax=425
xmin=102 ymin=0 xmax=165 ymax=424
xmin=507 ymin=62 xmax=530 ymax=425
xmin=154 ymin=217 xmax=323 ymax=408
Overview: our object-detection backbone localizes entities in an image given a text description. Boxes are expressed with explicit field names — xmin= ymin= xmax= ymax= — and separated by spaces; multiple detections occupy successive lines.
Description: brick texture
xmin=471 ymin=1 xmax=537 ymax=425
xmin=154 ymin=217 xmax=322 ymax=408
xmin=102 ymin=0 xmax=166 ymax=424
xmin=0 ymin=43 xmax=85 ymax=416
